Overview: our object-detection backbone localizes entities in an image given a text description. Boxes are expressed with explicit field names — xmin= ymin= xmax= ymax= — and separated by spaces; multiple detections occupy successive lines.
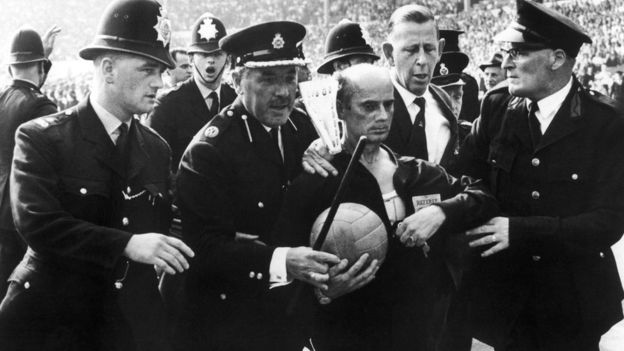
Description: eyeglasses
xmin=500 ymin=45 xmax=550 ymax=60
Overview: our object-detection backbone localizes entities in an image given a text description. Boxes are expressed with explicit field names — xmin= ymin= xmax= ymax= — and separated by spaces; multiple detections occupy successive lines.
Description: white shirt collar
xmin=391 ymin=70 xmax=433 ymax=108
xmin=194 ymin=78 xmax=221 ymax=99
xmin=90 ymin=96 xmax=131 ymax=142
xmin=533 ymin=77 xmax=573 ymax=119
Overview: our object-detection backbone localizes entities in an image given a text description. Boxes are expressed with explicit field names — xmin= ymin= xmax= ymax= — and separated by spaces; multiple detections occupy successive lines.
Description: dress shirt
xmin=194 ymin=79 xmax=222 ymax=111
xmin=531 ymin=77 xmax=573 ymax=134
xmin=90 ymin=96 xmax=132 ymax=144
xmin=392 ymin=72 xmax=451 ymax=164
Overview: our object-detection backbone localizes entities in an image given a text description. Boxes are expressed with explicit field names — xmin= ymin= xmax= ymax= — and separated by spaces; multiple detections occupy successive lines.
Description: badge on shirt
xmin=412 ymin=194 xmax=441 ymax=211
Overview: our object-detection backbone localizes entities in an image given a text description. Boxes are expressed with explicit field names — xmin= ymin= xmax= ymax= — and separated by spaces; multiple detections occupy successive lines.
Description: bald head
xmin=335 ymin=64 xmax=394 ymax=145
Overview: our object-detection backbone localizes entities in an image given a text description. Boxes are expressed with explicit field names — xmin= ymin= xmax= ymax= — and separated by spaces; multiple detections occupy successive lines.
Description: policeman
xmin=479 ymin=52 xmax=506 ymax=92
xmin=0 ymin=26 xmax=59 ymax=299
xmin=163 ymin=47 xmax=192 ymax=88
xmin=170 ymin=21 xmax=341 ymax=351
xmin=0 ymin=1 xmax=194 ymax=350
xmin=316 ymin=19 xmax=380 ymax=75
xmin=146 ymin=13 xmax=237 ymax=172
xmin=461 ymin=0 xmax=624 ymax=349
xmin=431 ymin=51 xmax=470 ymax=118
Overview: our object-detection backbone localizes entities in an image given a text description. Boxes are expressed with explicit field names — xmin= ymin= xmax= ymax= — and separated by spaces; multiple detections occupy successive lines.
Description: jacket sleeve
xmin=176 ymin=140 xmax=275 ymax=288
xmin=10 ymin=123 xmax=131 ymax=269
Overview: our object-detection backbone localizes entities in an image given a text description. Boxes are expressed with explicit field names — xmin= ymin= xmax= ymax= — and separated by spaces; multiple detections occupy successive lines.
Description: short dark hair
xmin=388 ymin=4 xmax=438 ymax=38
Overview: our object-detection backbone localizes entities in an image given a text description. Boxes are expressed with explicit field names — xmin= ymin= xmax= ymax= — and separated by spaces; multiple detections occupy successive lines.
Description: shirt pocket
xmin=59 ymin=176 xmax=112 ymax=224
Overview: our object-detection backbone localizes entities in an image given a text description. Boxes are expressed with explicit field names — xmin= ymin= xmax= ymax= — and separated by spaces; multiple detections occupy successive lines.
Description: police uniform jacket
xmin=0 ymin=79 xmax=57 ymax=296
xmin=146 ymin=78 xmax=237 ymax=171
xmin=173 ymin=98 xmax=318 ymax=351
xmin=461 ymin=79 xmax=624 ymax=347
xmin=385 ymin=84 xmax=463 ymax=175
xmin=0 ymin=98 xmax=173 ymax=351
xmin=272 ymin=148 xmax=498 ymax=351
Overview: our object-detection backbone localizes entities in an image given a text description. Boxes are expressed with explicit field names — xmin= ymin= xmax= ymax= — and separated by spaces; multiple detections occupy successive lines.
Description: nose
xmin=415 ymin=48 xmax=427 ymax=66
xmin=502 ymin=53 xmax=515 ymax=70
xmin=274 ymin=83 xmax=289 ymax=97
xmin=152 ymin=74 xmax=164 ymax=89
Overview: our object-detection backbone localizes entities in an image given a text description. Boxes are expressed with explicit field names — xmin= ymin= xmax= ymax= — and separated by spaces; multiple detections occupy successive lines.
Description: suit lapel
xmin=507 ymin=98 xmax=534 ymax=151
xmin=390 ymin=88 xmax=413 ymax=148
xmin=77 ymin=98 xmax=125 ymax=178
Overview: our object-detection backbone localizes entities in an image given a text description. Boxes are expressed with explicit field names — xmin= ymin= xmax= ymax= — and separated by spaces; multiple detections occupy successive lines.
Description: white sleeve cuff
xmin=269 ymin=247 xmax=292 ymax=289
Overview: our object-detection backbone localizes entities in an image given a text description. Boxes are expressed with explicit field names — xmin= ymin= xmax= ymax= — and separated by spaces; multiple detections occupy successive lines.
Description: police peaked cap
xmin=431 ymin=52 xmax=469 ymax=88
xmin=317 ymin=19 xmax=379 ymax=74
xmin=494 ymin=0 xmax=591 ymax=57
xmin=79 ymin=0 xmax=175 ymax=68
xmin=220 ymin=21 xmax=307 ymax=68
xmin=7 ymin=28 xmax=48 ymax=65
xmin=188 ymin=13 xmax=227 ymax=54
xmin=439 ymin=29 xmax=464 ymax=53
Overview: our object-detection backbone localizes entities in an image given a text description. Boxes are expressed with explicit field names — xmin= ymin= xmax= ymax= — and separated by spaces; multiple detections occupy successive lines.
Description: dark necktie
xmin=409 ymin=97 xmax=428 ymax=160
xmin=528 ymin=101 xmax=541 ymax=148
xmin=208 ymin=91 xmax=219 ymax=117
xmin=116 ymin=123 xmax=129 ymax=154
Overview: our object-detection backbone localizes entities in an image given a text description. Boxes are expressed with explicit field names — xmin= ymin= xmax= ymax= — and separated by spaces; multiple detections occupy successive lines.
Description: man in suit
xmin=146 ymin=13 xmax=237 ymax=172
xmin=462 ymin=1 xmax=624 ymax=349
xmin=170 ymin=21 xmax=341 ymax=351
xmin=0 ymin=26 xmax=59 ymax=299
xmin=381 ymin=5 xmax=464 ymax=175
xmin=480 ymin=52 xmax=506 ymax=92
xmin=0 ymin=1 xmax=194 ymax=350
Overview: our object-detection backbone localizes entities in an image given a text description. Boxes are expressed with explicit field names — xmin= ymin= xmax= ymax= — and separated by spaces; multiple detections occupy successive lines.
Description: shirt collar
xmin=194 ymin=78 xmax=221 ymax=99
xmin=532 ymin=77 xmax=573 ymax=117
xmin=90 ymin=96 xmax=131 ymax=138
xmin=391 ymin=70 xmax=433 ymax=106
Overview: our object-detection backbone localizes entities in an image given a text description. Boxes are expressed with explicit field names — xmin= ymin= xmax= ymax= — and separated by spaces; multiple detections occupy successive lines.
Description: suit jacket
xmin=272 ymin=149 xmax=498 ymax=351
xmin=146 ymin=78 xmax=237 ymax=171
xmin=0 ymin=98 xmax=173 ymax=351
xmin=385 ymin=84 xmax=463 ymax=175
xmin=0 ymin=80 xmax=57 ymax=297
xmin=171 ymin=98 xmax=317 ymax=351
xmin=460 ymin=79 xmax=624 ymax=347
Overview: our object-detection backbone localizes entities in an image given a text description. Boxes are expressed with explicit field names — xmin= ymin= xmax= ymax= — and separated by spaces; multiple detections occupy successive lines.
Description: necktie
xmin=116 ymin=123 xmax=129 ymax=154
xmin=409 ymin=97 xmax=428 ymax=160
xmin=208 ymin=91 xmax=219 ymax=117
xmin=270 ymin=127 xmax=283 ymax=162
xmin=528 ymin=101 xmax=541 ymax=148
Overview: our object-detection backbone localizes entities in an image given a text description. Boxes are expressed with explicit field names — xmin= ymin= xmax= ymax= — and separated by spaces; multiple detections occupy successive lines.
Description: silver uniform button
xmin=600 ymin=252 xmax=605 ymax=258
xmin=571 ymin=173 xmax=579 ymax=180
xmin=220 ymin=293 xmax=227 ymax=300
xmin=257 ymin=273 xmax=263 ymax=280
xmin=80 ymin=188 xmax=87 ymax=195
xmin=532 ymin=255 xmax=541 ymax=262
xmin=249 ymin=271 xmax=255 ymax=279
xmin=122 ymin=217 xmax=129 ymax=226
xmin=531 ymin=158 xmax=540 ymax=167
xmin=227 ymin=110 xmax=234 ymax=117
xmin=258 ymin=202 xmax=264 ymax=208
xmin=531 ymin=191 xmax=540 ymax=199
xmin=24 ymin=281 xmax=30 ymax=289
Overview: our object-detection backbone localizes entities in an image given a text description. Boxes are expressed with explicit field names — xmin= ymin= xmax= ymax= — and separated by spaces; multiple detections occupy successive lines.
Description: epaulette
xmin=585 ymin=87 xmax=620 ymax=112
xmin=199 ymin=110 xmax=234 ymax=145
xmin=32 ymin=111 xmax=67 ymax=129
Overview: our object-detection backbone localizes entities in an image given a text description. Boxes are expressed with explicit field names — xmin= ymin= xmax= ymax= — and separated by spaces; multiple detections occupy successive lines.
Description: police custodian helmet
xmin=188 ymin=13 xmax=227 ymax=55
xmin=7 ymin=28 xmax=48 ymax=65
xmin=317 ymin=19 xmax=379 ymax=74
xmin=79 ymin=0 xmax=175 ymax=68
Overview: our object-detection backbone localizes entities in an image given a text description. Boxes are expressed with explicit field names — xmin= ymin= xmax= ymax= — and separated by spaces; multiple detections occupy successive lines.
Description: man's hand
xmin=286 ymin=247 xmax=340 ymax=290
xmin=302 ymin=138 xmax=338 ymax=177
xmin=466 ymin=216 xmax=510 ymax=257
xmin=42 ymin=25 xmax=61 ymax=58
xmin=396 ymin=205 xmax=446 ymax=247
xmin=124 ymin=233 xmax=195 ymax=275
xmin=322 ymin=253 xmax=379 ymax=300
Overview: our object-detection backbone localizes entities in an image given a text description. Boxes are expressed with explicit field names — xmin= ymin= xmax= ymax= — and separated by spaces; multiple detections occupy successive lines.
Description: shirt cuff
xmin=269 ymin=247 xmax=292 ymax=289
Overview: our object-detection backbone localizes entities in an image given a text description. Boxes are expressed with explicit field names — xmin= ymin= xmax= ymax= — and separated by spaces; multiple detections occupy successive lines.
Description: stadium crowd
xmin=3 ymin=0 xmax=624 ymax=108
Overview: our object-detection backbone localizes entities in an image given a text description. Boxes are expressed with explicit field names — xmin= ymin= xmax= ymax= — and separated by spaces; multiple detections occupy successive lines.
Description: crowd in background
xmin=3 ymin=0 xmax=624 ymax=109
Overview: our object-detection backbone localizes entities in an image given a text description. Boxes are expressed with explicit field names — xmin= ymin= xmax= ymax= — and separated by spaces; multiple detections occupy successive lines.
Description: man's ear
xmin=382 ymin=42 xmax=395 ymax=67
xmin=231 ymin=69 xmax=243 ymax=95
xmin=100 ymin=57 xmax=116 ymax=84
xmin=551 ymin=49 xmax=567 ymax=71
xmin=437 ymin=38 xmax=446 ymax=60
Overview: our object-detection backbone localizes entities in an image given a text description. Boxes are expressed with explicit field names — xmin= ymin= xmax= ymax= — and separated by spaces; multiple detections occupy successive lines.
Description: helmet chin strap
xmin=193 ymin=59 xmax=227 ymax=88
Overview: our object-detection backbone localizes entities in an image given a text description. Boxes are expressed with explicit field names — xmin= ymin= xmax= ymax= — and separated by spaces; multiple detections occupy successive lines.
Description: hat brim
xmin=479 ymin=62 xmax=501 ymax=71
xmin=317 ymin=51 xmax=379 ymax=74
xmin=187 ymin=43 xmax=222 ymax=55
xmin=243 ymin=58 xmax=308 ymax=68
xmin=80 ymin=43 xmax=175 ymax=69
xmin=5 ymin=56 xmax=47 ymax=65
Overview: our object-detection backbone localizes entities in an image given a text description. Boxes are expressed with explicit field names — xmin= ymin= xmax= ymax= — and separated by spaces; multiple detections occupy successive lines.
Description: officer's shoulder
xmin=156 ymin=81 xmax=190 ymax=102
xmin=584 ymin=87 xmax=621 ymax=114
xmin=21 ymin=108 xmax=71 ymax=133
xmin=137 ymin=117 xmax=171 ymax=151
xmin=482 ymin=84 xmax=510 ymax=103
xmin=196 ymin=107 xmax=237 ymax=146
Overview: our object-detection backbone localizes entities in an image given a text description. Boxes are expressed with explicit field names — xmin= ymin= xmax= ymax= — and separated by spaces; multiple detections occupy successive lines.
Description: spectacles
xmin=500 ymin=45 xmax=550 ymax=60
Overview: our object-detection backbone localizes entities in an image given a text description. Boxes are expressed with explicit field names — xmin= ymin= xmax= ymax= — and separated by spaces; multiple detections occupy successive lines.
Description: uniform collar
xmin=12 ymin=78 xmax=40 ymax=90
xmin=89 ymin=96 xmax=132 ymax=142
xmin=531 ymin=77 xmax=573 ymax=120
xmin=194 ymin=78 xmax=221 ymax=99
